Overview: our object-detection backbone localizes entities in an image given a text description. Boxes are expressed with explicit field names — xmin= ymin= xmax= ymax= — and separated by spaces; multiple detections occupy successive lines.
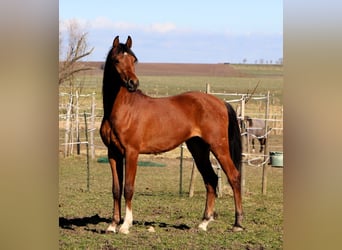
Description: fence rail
xmin=59 ymin=91 xmax=97 ymax=159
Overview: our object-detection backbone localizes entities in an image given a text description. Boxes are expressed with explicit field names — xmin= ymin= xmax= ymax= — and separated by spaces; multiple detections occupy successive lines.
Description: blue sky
xmin=59 ymin=0 xmax=283 ymax=63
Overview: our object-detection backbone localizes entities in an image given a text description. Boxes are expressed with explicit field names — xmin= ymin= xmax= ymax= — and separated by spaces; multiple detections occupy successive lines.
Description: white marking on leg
xmin=198 ymin=216 xmax=214 ymax=231
xmin=232 ymin=226 xmax=244 ymax=232
xmin=119 ymin=206 xmax=133 ymax=234
xmin=106 ymin=223 xmax=118 ymax=233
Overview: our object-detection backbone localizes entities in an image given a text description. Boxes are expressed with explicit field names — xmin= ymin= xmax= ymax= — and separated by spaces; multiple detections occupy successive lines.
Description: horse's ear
xmin=113 ymin=36 xmax=120 ymax=48
xmin=126 ymin=36 xmax=132 ymax=49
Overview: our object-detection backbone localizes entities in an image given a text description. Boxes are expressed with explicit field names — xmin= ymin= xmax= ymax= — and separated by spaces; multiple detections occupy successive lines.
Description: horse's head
xmin=107 ymin=36 xmax=139 ymax=92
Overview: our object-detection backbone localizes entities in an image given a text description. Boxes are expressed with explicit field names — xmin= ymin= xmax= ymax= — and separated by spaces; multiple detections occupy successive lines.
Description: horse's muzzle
xmin=126 ymin=78 xmax=139 ymax=92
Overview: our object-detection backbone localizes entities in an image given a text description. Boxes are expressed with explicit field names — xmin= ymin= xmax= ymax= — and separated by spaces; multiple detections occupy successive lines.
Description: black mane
xmin=102 ymin=43 xmax=138 ymax=118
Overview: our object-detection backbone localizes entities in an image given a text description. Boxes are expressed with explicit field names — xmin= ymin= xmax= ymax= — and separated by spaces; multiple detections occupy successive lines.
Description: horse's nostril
xmin=129 ymin=79 xmax=139 ymax=87
xmin=129 ymin=79 xmax=139 ymax=85
xmin=126 ymin=78 xmax=139 ymax=92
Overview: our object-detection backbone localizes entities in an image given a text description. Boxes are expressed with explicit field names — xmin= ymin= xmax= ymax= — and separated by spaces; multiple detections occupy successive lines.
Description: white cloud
xmin=89 ymin=16 xmax=116 ymax=29
xmin=60 ymin=17 xmax=177 ymax=35
xmin=90 ymin=17 xmax=139 ymax=31
xmin=147 ymin=23 xmax=176 ymax=33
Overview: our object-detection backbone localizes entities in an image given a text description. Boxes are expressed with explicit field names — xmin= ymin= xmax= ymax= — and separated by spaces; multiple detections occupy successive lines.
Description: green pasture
xmin=59 ymin=156 xmax=283 ymax=249
xmin=232 ymin=64 xmax=283 ymax=77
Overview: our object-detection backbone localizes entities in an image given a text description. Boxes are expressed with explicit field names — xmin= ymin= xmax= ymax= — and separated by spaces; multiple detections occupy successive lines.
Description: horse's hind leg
xmin=186 ymin=137 xmax=218 ymax=231
xmin=211 ymin=145 xmax=244 ymax=232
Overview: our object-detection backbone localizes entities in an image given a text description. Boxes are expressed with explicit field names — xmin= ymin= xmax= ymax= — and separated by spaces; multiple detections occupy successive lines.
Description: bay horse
xmin=100 ymin=36 xmax=243 ymax=234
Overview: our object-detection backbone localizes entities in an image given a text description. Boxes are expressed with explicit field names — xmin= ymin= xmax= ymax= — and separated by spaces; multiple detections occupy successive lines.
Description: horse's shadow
xmin=135 ymin=220 xmax=191 ymax=230
xmin=59 ymin=214 xmax=111 ymax=231
xmin=59 ymin=214 xmax=191 ymax=234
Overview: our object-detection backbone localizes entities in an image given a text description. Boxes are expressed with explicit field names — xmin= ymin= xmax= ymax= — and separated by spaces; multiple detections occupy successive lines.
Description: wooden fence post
xmin=64 ymin=93 xmax=73 ymax=157
xmin=206 ymin=83 xmax=211 ymax=94
xmin=188 ymin=161 xmax=197 ymax=198
xmin=214 ymin=157 xmax=223 ymax=198
xmin=179 ymin=143 xmax=184 ymax=196
xmin=262 ymin=91 xmax=270 ymax=195
xmin=84 ymin=111 xmax=90 ymax=191
xmin=240 ymin=95 xmax=246 ymax=198
xmin=90 ymin=92 xmax=95 ymax=160
xmin=76 ymin=90 xmax=80 ymax=155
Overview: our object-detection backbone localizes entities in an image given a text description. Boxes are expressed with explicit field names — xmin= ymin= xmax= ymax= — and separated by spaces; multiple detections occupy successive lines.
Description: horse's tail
xmin=226 ymin=103 xmax=242 ymax=171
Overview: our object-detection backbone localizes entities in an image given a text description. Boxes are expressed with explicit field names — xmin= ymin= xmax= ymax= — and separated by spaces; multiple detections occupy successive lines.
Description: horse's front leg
xmin=106 ymin=149 xmax=124 ymax=233
xmin=119 ymin=149 xmax=139 ymax=234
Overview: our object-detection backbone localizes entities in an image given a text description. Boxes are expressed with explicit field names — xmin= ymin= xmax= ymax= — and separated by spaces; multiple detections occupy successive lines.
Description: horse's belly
xmin=139 ymin=125 xmax=193 ymax=154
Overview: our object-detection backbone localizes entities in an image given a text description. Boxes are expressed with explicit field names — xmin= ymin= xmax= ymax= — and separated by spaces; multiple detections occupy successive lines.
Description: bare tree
xmin=59 ymin=19 xmax=94 ymax=157
xmin=59 ymin=19 xmax=94 ymax=86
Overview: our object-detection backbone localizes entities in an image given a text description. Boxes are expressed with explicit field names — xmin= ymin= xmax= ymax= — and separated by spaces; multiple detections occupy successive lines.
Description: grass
xmin=231 ymin=64 xmax=283 ymax=77
xmin=139 ymin=75 xmax=283 ymax=104
xmin=59 ymin=155 xmax=283 ymax=249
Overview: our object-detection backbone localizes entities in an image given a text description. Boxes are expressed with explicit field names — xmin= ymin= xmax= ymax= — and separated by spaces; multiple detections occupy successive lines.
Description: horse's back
xmin=170 ymin=91 xmax=227 ymax=114
xmin=247 ymin=119 xmax=266 ymax=136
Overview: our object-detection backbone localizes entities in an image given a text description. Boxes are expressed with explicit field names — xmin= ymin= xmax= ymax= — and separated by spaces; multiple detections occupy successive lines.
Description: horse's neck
xmin=105 ymin=86 xmax=147 ymax=116
xmin=116 ymin=88 xmax=147 ymax=105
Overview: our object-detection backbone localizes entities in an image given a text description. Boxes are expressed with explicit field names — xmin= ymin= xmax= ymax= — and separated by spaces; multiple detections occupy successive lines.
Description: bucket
xmin=269 ymin=151 xmax=283 ymax=167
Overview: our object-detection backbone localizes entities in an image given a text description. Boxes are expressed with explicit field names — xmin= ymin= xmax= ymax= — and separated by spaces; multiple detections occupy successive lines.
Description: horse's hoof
xmin=119 ymin=225 xmax=130 ymax=234
xmin=198 ymin=216 xmax=214 ymax=232
xmin=198 ymin=223 xmax=208 ymax=231
xmin=106 ymin=224 xmax=118 ymax=233
xmin=232 ymin=226 xmax=244 ymax=232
